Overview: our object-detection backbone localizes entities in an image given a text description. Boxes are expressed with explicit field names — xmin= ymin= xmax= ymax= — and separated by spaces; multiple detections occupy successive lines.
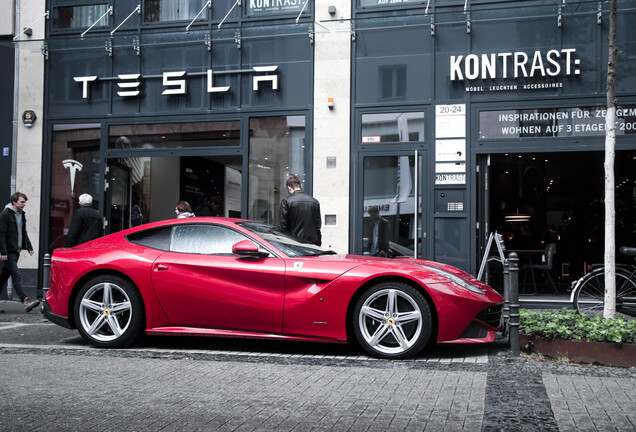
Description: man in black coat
xmin=65 ymin=193 xmax=103 ymax=247
xmin=279 ymin=175 xmax=322 ymax=246
xmin=0 ymin=192 xmax=39 ymax=313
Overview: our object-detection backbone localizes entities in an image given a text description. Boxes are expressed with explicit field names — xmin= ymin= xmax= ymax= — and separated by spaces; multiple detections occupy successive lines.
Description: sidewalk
xmin=1 ymin=299 xmax=634 ymax=431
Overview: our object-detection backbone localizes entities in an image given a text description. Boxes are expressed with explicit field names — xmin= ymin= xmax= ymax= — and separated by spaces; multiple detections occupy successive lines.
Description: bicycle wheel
xmin=573 ymin=270 xmax=636 ymax=317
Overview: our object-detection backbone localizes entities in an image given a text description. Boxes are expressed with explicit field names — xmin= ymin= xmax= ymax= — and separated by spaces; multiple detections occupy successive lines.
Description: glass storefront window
xmin=106 ymin=154 xmax=242 ymax=234
xmin=248 ymin=115 xmax=306 ymax=225
xmin=361 ymin=112 xmax=425 ymax=144
xmin=53 ymin=4 xmax=110 ymax=29
xmin=49 ymin=124 xmax=102 ymax=251
xmin=108 ymin=121 xmax=240 ymax=149
xmin=144 ymin=0 xmax=209 ymax=23
xmin=488 ymin=151 xmax=636 ymax=289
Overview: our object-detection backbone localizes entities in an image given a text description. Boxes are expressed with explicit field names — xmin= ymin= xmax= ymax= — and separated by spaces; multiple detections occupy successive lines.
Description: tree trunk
xmin=604 ymin=0 xmax=617 ymax=319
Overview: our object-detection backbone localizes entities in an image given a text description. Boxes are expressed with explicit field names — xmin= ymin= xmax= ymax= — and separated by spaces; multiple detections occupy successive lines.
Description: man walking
xmin=279 ymin=175 xmax=322 ymax=246
xmin=0 ymin=192 xmax=39 ymax=313
xmin=65 ymin=193 xmax=103 ymax=247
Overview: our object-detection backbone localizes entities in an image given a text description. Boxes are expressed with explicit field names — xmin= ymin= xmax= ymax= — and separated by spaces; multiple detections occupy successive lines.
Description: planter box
xmin=520 ymin=334 xmax=636 ymax=368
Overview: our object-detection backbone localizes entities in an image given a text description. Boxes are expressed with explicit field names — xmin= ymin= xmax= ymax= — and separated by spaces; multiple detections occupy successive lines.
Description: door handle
xmin=155 ymin=264 xmax=168 ymax=271
xmin=414 ymin=149 xmax=419 ymax=259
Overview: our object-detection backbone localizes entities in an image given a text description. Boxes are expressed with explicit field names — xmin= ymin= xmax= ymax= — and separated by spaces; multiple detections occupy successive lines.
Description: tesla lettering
xmin=73 ymin=76 xmax=97 ymax=98
xmin=73 ymin=66 xmax=279 ymax=100
xmin=162 ymin=71 xmax=186 ymax=95
xmin=117 ymin=74 xmax=141 ymax=97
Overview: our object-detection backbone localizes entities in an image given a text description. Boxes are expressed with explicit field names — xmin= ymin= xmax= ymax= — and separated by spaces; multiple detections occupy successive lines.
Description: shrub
xmin=519 ymin=308 xmax=636 ymax=344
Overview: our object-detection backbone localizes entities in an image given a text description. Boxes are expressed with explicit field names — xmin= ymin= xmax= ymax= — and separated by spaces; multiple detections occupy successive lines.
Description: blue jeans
xmin=0 ymin=252 xmax=26 ymax=302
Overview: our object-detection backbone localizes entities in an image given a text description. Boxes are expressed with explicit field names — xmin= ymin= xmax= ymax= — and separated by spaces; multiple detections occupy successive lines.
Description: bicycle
xmin=571 ymin=246 xmax=636 ymax=317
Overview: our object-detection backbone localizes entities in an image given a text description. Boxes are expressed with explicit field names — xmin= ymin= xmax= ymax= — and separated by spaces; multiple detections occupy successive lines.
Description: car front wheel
xmin=74 ymin=275 xmax=144 ymax=348
xmin=353 ymin=282 xmax=432 ymax=359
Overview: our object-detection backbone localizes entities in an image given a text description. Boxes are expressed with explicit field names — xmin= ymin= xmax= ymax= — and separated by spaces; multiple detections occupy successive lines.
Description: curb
xmin=520 ymin=335 xmax=636 ymax=368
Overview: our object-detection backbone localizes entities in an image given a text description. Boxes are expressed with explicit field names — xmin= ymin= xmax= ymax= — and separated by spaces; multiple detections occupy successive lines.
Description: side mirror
xmin=232 ymin=239 xmax=269 ymax=258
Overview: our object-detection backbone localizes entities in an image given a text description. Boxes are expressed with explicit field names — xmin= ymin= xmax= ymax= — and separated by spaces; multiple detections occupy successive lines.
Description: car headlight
xmin=422 ymin=265 xmax=485 ymax=294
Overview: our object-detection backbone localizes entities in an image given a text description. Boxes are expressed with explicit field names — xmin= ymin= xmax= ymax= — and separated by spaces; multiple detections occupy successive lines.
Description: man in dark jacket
xmin=279 ymin=175 xmax=322 ymax=246
xmin=0 ymin=192 xmax=39 ymax=313
xmin=65 ymin=193 xmax=103 ymax=247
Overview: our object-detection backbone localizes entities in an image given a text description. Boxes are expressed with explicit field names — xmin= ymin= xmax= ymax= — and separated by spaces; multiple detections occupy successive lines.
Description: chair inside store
xmin=521 ymin=243 xmax=557 ymax=295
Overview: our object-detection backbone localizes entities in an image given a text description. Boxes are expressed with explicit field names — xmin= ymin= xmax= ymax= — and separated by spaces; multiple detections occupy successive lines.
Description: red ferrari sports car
xmin=43 ymin=218 xmax=503 ymax=359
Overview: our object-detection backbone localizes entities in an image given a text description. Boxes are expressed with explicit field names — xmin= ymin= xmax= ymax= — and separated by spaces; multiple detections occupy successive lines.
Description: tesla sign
xmin=73 ymin=66 xmax=279 ymax=100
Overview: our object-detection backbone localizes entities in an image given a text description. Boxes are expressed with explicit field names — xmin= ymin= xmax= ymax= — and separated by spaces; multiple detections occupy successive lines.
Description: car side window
xmin=126 ymin=227 xmax=172 ymax=250
xmin=170 ymin=224 xmax=248 ymax=255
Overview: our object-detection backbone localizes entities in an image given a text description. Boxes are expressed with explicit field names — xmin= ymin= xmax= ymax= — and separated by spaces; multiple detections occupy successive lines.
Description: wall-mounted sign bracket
xmin=295 ymin=0 xmax=310 ymax=24
xmin=219 ymin=0 xmax=240 ymax=30
xmin=186 ymin=0 xmax=211 ymax=33
xmin=41 ymin=42 xmax=48 ymax=60
xmin=105 ymin=38 xmax=113 ymax=56
xmin=13 ymin=10 xmax=49 ymax=41
xmin=111 ymin=5 xmax=140 ymax=36
xmin=81 ymin=6 xmax=113 ymax=39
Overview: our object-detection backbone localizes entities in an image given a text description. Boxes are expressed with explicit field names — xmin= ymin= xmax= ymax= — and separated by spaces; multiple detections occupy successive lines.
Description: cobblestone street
xmin=1 ymin=301 xmax=635 ymax=431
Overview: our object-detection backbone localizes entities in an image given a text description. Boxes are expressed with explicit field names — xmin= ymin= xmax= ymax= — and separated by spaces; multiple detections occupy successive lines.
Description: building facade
xmin=5 ymin=0 xmax=636 ymax=298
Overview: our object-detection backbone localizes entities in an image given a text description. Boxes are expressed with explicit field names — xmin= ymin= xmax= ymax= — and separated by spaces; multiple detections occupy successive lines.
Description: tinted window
xmin=53 ymin=5 xmax=110 ymax=29
xmin=126 ymin=227 xmax=172 ymax=250
xmin=361 ymin=112 xmax=425 ymax=144
xmin=144 ymin=0 xmax=208 ymax=23
xmin=170 ymin=224 xmax=248 ymax=255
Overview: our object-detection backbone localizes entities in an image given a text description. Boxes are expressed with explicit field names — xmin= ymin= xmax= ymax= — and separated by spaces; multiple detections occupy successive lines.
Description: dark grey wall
xmin=0 ymin=37 xmax=14 ymax=205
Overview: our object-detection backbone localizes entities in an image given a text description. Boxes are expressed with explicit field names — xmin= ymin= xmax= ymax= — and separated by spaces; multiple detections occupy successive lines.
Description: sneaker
xmin=23 ymin=297 xmax=40 ymax=313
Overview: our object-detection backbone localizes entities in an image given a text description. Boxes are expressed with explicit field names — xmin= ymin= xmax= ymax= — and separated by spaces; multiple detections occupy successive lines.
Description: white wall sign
xmin=435 ymin=139 xmax=465 ymax=162
xmin=436 ymin=162 xmax=466 ymax=174
xmin=435 ymin=104 xmax=466 ymax=139
xmin=435 ymin=174 xmax=467 ymax=185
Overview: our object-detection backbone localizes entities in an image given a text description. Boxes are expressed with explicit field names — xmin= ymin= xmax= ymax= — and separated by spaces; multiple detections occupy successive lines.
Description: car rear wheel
xmin=74 ymin=275 xmax=144 ymax=348
xmin=353 ymin=282 xmax=432 ymax=359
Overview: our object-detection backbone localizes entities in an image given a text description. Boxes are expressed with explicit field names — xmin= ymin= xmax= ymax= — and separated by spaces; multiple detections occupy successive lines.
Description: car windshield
xmin=237 ymin=221 xmax=337 ymax=258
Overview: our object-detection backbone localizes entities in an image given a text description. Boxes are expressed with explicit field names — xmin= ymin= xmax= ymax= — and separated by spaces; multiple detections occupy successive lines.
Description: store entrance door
xmin=105 ymin=154 xmax=243 ymax=234
xmin=356 ymin=151 xmax=426 ymax=258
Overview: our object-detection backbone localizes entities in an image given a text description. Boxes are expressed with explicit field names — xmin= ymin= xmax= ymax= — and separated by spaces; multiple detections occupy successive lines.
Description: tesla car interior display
xmin=43 ymin=218 xmax=503 ymax=359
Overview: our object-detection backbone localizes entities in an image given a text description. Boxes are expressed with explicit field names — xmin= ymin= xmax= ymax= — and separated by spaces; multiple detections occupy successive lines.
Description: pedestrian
xmin=278 ymin=175 xmax=322 ymax=246
xmin=175 ymin=200 xmax=195 ymax=218
xmin=0 ymin=192 xmax=40 ymax=313
xmin=364 ymin=206 xmax=391 ymax=257
xmin=65 ymin=193 xmax=104 ymax=247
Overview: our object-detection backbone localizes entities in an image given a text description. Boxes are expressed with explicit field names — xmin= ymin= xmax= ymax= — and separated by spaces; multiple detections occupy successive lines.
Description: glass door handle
xmin=413 ymin=150 xmax=419 ymax=259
